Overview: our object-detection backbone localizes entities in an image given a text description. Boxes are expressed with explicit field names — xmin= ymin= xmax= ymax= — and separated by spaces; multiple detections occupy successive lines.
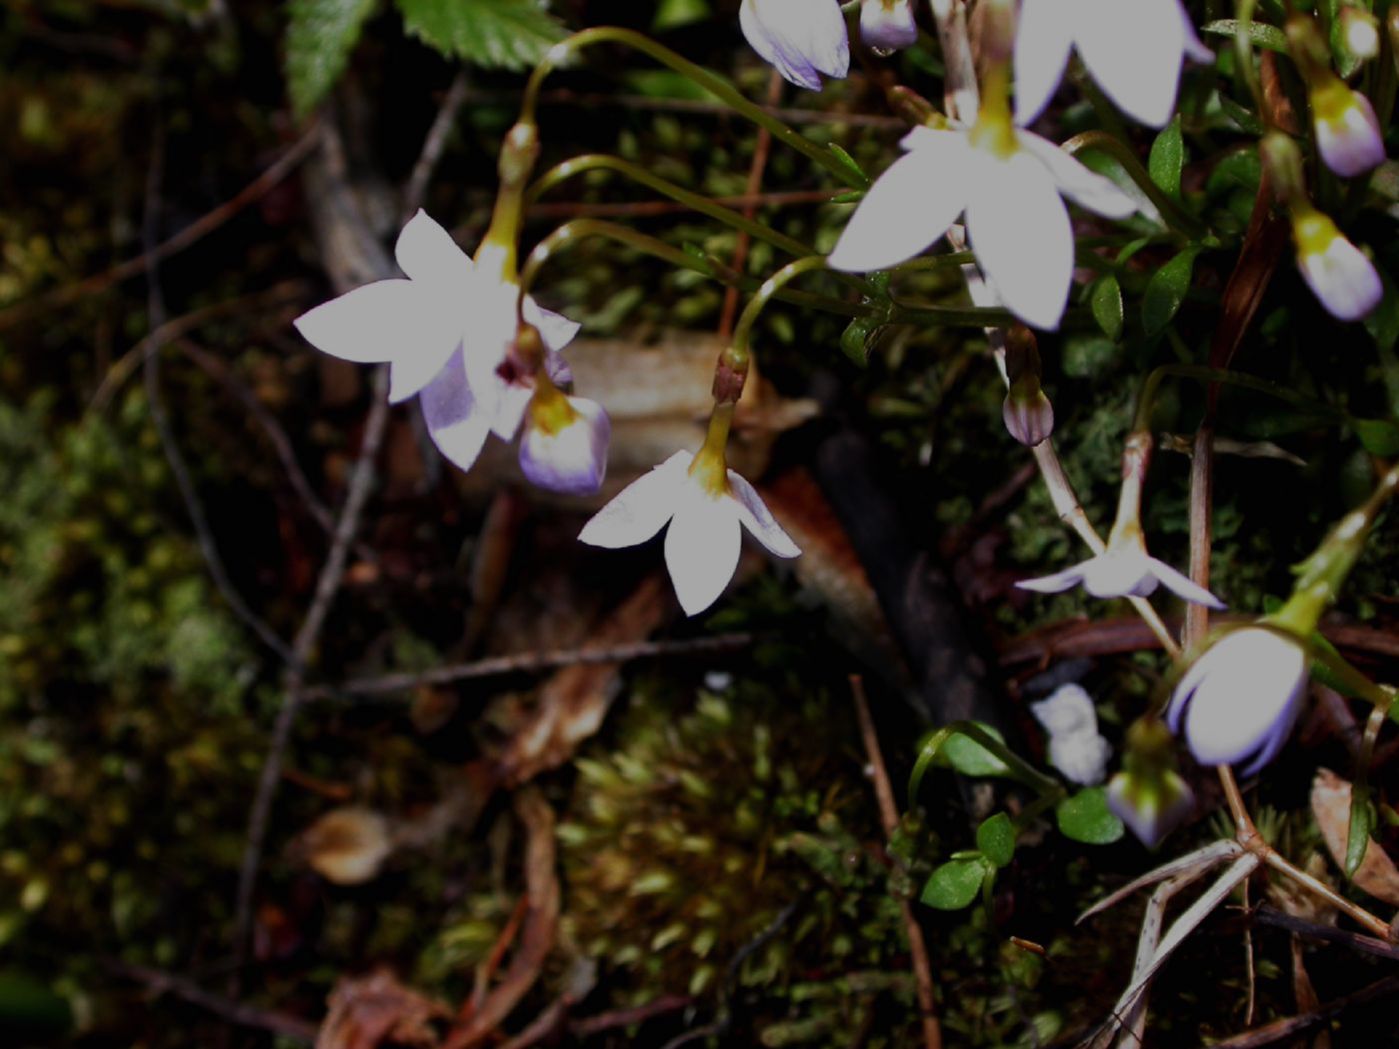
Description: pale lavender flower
xmin=860 ymin=0 xmax=919 ymax=55
xmin=1292 ymin=208 xmax=1382 ymax=321
xmin=518 ymin=392 xmax=610 ymax=495
xmin=1017 ymin=526 xmax=1224 ymax=608
xmin=1107 ymin=767 xmax=1194 ymax=849
xmin=828 ymin=126 xmax=1137 ymax=329
xmin=740 ymin=0 xmax=849 ymax=91
xmin=578 ymin=449 xmax=800 ymax=615
xmin=1165 ymin=627 xmax=1309 ymax=775
xmin=1312 ymin=84 xmax=1385 ymax=177
xmin=1014 ymin=0 xmax=1212 ymax=128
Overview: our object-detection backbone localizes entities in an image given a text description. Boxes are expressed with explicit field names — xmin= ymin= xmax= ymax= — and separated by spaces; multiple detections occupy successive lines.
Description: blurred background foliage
xmin=2 ymin=0 xmax=1398 ymax=1046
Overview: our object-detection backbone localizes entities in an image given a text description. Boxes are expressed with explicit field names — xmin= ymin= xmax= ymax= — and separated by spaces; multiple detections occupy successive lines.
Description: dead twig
xmin=1253 ymin=905 xmax=1399 ymax=963
xmin=569 ymin=995 xmax=694 ymax=1039
xmin=403 ymin=71 xmax=471 ymax=220
xmin=850 ymin=675 xmax=943 ymax=1049
xmin=112 ymin=963 xmax=318 ymax=1044
xmin=1206 ymin=971 xmax=1399 ymax=1048
xmin=303 ymin=633 xmax=753 ymax=702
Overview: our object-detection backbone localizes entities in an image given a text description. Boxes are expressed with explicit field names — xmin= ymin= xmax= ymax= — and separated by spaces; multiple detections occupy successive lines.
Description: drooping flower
xmin=1165 ymin=627 xmax=1310 ymax=776
xmin=1014 ymin=0 xmax=1212 ymax=128
xmin=1031 ymin=683 xmax=1111 ymax=786
xmin=517 ymin=385 xmax=610 ymax=495
xmin=578 ymin=449 xmax=800 ymax=615
xmin=293 ymin=210 xmax=582 ymax=477
xmin=1106 ymin=717 xmax=1194 ymax=848
xmin=1291 ymin=207 xmax=1383 ymax=321
xmin=739 ymin=0 xmax=849 ymax=92
xmin=827 ymin=125 xmax=1137 ymax=329
xmin=1016 ymin=523 xmax=1224 ymax=608
xmin=1310 ymin=81 xmax=1386 ymax=177
xmin=1002 ymin=325 xmax=1053 ymax=447
xmin=860 ymin=0 xmax=919 ymax=55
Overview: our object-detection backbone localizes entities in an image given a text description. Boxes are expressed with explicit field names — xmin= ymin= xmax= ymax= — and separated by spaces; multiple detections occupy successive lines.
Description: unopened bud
xmin=1340 ymin=7 xmax=1380 ymax=61
xmin=498 ymin=121 xmax=541 ymax=186
xmin=1001 ymin=327 xmax=1053 ymax=446
xmin=1258 ymin=131 xmax=1307 ymax=207
xmin=887 ymin=86 xmax=944 ymax=128
xmin=711 ymin=348 xmax=749 ymax=405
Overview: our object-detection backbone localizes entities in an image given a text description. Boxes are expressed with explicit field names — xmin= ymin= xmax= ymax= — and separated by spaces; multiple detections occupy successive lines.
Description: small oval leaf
xmin=921 ymin=857 xmax=990 ymax=910
xmin=1142 ymin=248 xmax=1200 ymax=336
xmin=1148 ymin=115 xmax=1184 ymax=201
xmin=1090 ymin=275 xmax=1124 ymax=341
xmin=976 ymin=812 xmax=1017 ymax=868
xmin=1056 ymin=787 xmax=1125 ymax=845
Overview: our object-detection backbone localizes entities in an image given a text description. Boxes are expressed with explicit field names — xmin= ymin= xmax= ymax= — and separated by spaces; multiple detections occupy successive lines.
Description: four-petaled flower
xmin=579 ymin=449 xmax=800 ymax=615
xmin=293 ymin=210 xmax=584 ymax=478
xmin=1017 ymin=524 xmax=1224 ymax=608
xmin=1165 ymin=626 xmax=1309 ymax=775
xmin=828 ymin=125 xmax=1138 ymax=329
xmin=739 ymin=0 xmax=849 ymax=92
xmin=1015 ymin=0 xmax=1213 ymax=128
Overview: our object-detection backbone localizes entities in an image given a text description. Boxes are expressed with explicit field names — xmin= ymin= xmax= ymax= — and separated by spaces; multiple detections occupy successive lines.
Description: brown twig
xmin=569 ymin=995 xmax=695 ymax=1039
xmin=0 ymin=124 xmax=320 ymax=333
xmin=1253 ymin=905 xmax=1399 ymax=962
xmin=1206 ymin=971 xmax=1399 ymax=1048
xmin=403 ymin=70 xmax=471 ymax=221
xmin=111 ymin=963 xmax=317 ymax=1043
xmin=850 ymin=675 xmax=943 ymax=1049
xmin=718 ymin=69 xmax=783 ymax=340
xmin=301 ymin=633 xmax=753 ymax=701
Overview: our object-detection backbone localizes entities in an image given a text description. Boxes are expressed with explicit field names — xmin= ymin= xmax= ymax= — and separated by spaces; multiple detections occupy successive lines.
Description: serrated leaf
xmin=1148 ymin=116 xmax=1184 ymax=201
xmin=396 ymin=0 xmax=564 ymax=70
xmin=976 ymin=813 xmax=1016 ymax=868
xmin=1056 ymin=787 xmax=1125 ymax=845
xmin=921 ymin=857 xmax=990 ymax=910
xmin=1090 ymin=274 xmax=1124 ymax=340
xmin=1142 ymin=248 xmax=1200 ymax=336
xmin=285 ymin=0 xmax=379 ymax=118
xmin=1202 ymin=19 xmax=1290 ymax=52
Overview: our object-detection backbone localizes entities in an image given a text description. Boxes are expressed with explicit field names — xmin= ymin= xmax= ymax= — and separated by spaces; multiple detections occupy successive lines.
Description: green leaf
xmin=1141 ymin=248 xmax=1200 ymax=336
xmin=1353 ymin=417 xmax=1399 ymax=456
xmin=921 ymin=857 xmax=991 ymax=910
xmin=1148 ymin=115 xmax=1184 ymax=201
xmin=1090 ymin=275 xmax=1124 ymax=341
xmin=1202 ymin=19 xmax=1290 ymax=53
xmin=396 ymin=0 xmax=564 ymax=70
xmin=942 ymin=723 xmax=1013 ymax=777
xmin=1346 ymin=787 xmax=1377 ymax=878
xmin=652 ymin=0 xmax=709 ymax=31
xmin=285 ymin=0 xmax=379 ymax=118
xmin=1217 ymin=94 xmax=1265 ymax=135
xmin=826 ymin=142 xmax=868 ymax=184
xmin=1056 ymin=787 xmax=1125 ymax=845
xmin=976 ymin=813 xmax=1016 ymax=868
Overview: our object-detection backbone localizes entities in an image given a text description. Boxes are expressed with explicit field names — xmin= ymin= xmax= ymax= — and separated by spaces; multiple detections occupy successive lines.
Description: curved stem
xmin=1234 ymin=0 xmax=1268 ymax=118
xmin=731 ymin=255 xmax=831 ymax=363
xmin=1061 ymin=130 xmax=1208 ymax=239
xmin=520 ymin=27 xmax=868 ymax=189
xmin=517 ymin=218 xmax=867 ymax=317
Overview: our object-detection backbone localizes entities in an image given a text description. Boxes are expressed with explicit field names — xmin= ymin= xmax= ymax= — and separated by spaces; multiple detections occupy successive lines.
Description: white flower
xmin=1106 ymin=767 xmax=1194 ymax=848
xmin=1014 ymin=0 xmax=1212 ymax=128
xmin=860 ymin=0 xmax=919 ymax=55
xmin=1016 ymin=525 xmax=1224 ymax=608
xmin=1031 ymin=683 xmax=1111 ymax=786
xmin=293 ymin=210 xmax=579 ymax=475
xmin=1165 ymin=626 xmax=1309 ymax=775
xmin=1292 ymin=209 xmax=1382 ymax=321
xmin=517 ymin=391 xmax=610 ymax=495
xmin=1311 ymin=83 xmax=1386 ymax=178
xmin=740 ymin=0 xmax=849 ymax=92
xmin=827 ymin=126 xmax=1137 ymax=329
xmin=1340 ymin=8 xmax=1380 ymax=61
xmin=578 ymin=449 xmax=800 ymax=615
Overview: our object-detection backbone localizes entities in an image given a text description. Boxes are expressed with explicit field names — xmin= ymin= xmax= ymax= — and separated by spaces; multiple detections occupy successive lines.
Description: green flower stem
xmin=519 ymin=27 xmax=869 ymax=190
xmin=1133 ymin=363 xmax=1351 ymax=434
xmin=1060 ymin=130 xmax=1208 ymax=239
xmin=1234 ymin=0 xmax=1267 ymax=118
xmin=517 ymin=219 xmax=868 ymax=318
xmin=731 ymin=255 xmax=833 ymax=364
xmin=1310 ymin=639 xmax=1397 ymax=713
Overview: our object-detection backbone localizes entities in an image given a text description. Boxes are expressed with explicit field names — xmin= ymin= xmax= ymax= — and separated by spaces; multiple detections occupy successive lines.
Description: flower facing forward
xmin=1014 ymin=0 xmax=1213 ymax=127
xmin=860 ymin=0 xmax=919 ymax=55
xmin=293 ymin=210 xmax=582 ymax=477
xmin=1165 ymin=627 xmax=1310 ymax=775
xmin=1291 ymin=207 xmax=1382 ymax=321
xmin=517 ymin=382 xmax=610 ymax=495
xmin=578 ymin=448 xmax=800 ymax=615
xmin=828 ymin=125 xmax=1137 ymax=329
xmin=739 ymin=0 xmax=849 ymax=91
xmin=1017 ymin=522 xmax=1224 ymax=607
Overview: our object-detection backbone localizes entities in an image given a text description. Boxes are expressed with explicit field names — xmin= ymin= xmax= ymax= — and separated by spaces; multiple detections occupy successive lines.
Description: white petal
xmin=967 ymin=151 xmax=1074 ymax=330
xmin=1081 ymin=548 xmax=1157 ymax=598
xmin=1015 ymin=560 xmax=1090 ymax=593
xmin=294 ymin=279 xmax=423 ymax=364
xmin=740 ymin=0 xmax=828 ymax=91
xmin=1017 ymin=131 xmax=1139 ymax=220
xmin=1182 ymin=629 xmax=1307 ymax=770
xmin=1031 ymin=683 xmax=1098 ymax=738
xmin=519 ymin=396 xmax=610 ymax=495
xmin=727 ymin=470 xmax=800 ymax=558
xmin=578 ymin=451 xmax=691 ymax=549
xmin=1315 ymin=91 xmax=1385 ymax=178
xmin=523 ymin=297 xmax=581 ymax=352
xmin=1298 ymin=235 xmax=1383 ymax=321
xmin=665 ymin=481 xmax=743 ymax=616
xmin=394 ymin=210 xmax=474 ymax=287
xmin=828 ymin=131 xmax=973 ymax=272
xmin=1013 ymin=0 xmax=1077 ymax=126
xmin=860 ymin=0 xmax=919 ymax=53
xmin=798 ymin=0 xmax=851 ymax=79
xmin=420 ymin=350 xmax=490 ymax=474
xmin=1076 ymin=0 xmax=1185 ymax=127
xmin=1178 ymin=1 xmax=1215 ymax=63
xmin=1148 ymin=557 xmax=1227 ymax=609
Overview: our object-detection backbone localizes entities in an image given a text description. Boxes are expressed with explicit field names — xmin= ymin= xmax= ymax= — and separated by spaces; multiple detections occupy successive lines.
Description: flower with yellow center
xmin=1291 ymin=207 xmax=1382 ymax=321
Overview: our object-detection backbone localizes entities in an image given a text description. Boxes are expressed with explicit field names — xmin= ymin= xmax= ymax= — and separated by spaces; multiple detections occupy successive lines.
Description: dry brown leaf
xmin=317 ymin=969 xmax=448 ymax=1049
xmin=1310 ymin=768 xmax=1399 ymax=906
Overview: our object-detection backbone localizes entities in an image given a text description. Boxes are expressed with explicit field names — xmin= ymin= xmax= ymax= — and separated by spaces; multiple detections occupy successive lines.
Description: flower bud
xmin=1106 ymin=718 xmax=1194 ymax=849
xmin=1291 ymin=207 xmax=1382 ymax=321
xmin=1165 ymin=626 xmax=1309 ymax=776
xmin=518 ymin=387 xmax=611 ymax=495
xmin=1001 ymin=326 xmax=1053 ymax=446
xmin=861 ymin=0 xmax=919 ymax=56
xmin=1310 ymin=81 xmax=1385 ymax=177
xmin=1340 ymin=7 xmax=1380 ymax=61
